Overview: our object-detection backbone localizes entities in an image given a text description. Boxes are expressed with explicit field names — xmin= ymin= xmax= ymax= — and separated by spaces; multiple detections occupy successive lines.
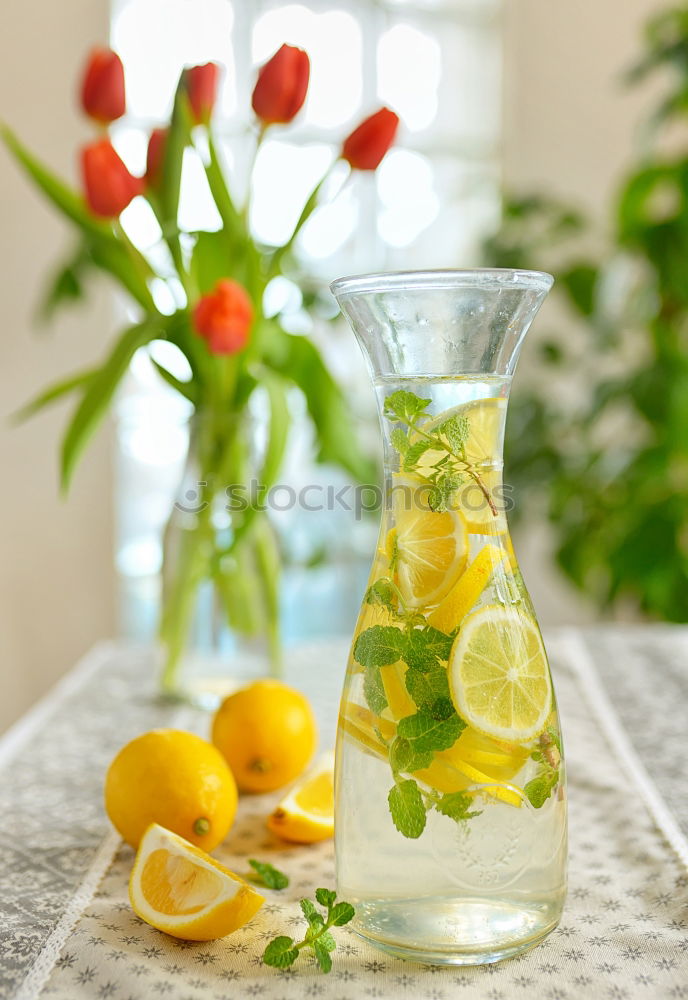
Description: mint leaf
xmin=405 ymin=664 xmax=453 ymax=718
xmin=405 ymin=626 xmax=454 ymax=672
xmin=263 ymin=936 xmax=299 ymax=968
xmin=389 ymin=736 xmax=422 ymax=773
xmin=428 ymin=474 xmax=460 ymax=512
xmin=313 ymin=940 xmax=333 ymax=973
xmin=403 ymin=439 xmax=432 ymax=471
xmin=363 ymin=666 xmax=388 ymax=716
xmin=301 ymin=898 xmax=323 ymax=928
xmin=263 ymin=887 xmax=355 ymax=975
xmin=329 ymin=902 xmax=355 ymax=926
xmin=364 ymin=578 xmax=396 ymax=609
xmin=434 ymin=791 xmax=482 ymax=822
xmin=249 ymin=858 xmax=289 ymax=890
xmin=524 ymin=770 xmax=558 ymax=808
xmin=354 ymin=625 xmax=405 ymax=667
xmin=390 ymin=427 xmax=410 ymax=454
xmin=383 ymin=390 xmax=431 ymax=424
xmin=388 ymin=779 xmax=427 ymax=838
xmin=315 ymin=888 xmax=337 ymax=909
xmin=320 ymin=930 xmax=337 ymax=951
xmin=436 ymin=414 xmax=470 ymax=453
xmin=397 ymin=710 xmax=463 ymax=758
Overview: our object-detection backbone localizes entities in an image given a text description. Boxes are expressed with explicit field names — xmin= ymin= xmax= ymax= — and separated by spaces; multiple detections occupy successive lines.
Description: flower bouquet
xmin=3 ymin=42 xmax=399 ymax=697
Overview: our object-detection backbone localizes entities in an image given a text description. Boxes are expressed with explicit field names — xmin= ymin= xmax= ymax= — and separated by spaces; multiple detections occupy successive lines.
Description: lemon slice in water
xmin=448 ymin=605 xmax=551 ymax=742
xmin=392 ymin=496 xmax=469 ymax=608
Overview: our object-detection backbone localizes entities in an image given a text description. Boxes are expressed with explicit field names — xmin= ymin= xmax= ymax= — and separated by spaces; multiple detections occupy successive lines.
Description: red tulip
xmin=192 ymin=279 xmax=253 ymax=355
xmin=81 ymin=140 xmax=143 ymax=218
xmin=252 ymin=44 xmax=310 ymax=125
xmin=146 ymin=128 xmax=167 ymax=189
xmin=342 ymin=107 xmax=399 ymax=171
xmin=80 ymin=47 xmax=125 ymax=124
xmin=185 ymin=63 xmax=220 ymax=124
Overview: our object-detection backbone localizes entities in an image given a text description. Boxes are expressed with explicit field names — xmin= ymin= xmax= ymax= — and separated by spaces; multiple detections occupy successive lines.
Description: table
xmin=2 ymin=628 xmax=687 ymax=1000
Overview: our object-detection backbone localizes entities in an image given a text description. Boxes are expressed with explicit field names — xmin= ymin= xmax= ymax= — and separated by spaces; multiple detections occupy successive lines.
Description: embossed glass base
xmin=351 ymin=896 xmax=564 ymax=965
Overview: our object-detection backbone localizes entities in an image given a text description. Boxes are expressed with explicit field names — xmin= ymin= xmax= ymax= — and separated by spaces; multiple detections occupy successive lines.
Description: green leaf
xmin=37 ymin=243 xmax=90 ymax=321
xmin=383 ymin=390 xmax=431 ymax=424
xmin=313 ymin=940 xmax=333 ymax=973
xmin=1 ymin=126 xmax=155 ymax=311
xmin=428 ymin=474 xmax=460 ymax=512
xmin=190 ymin=229 xmax=239 ymax=292
xmin=388 ymin=779 xmax=426 ymax=839
xmin=315 ymin=888 xmax=337 ymax=909
xmin=319 ymin=929 xmax=337 ymax=951
xmin=434 ymin=791 xmax=482 ymax=822
xmin=60 ymin=318 xmax=164 ymax=490
xmin=263 ymin=936 xmax=299 ymax=969
xmin=524 ymin=770 xmax=558 ymax=809
xmin=266 ymin=331 xmax=374 ymax=483
xmin=300 ymin=898 xmax=323 ymax=928
xmin=436 ymin=414 xmax=469 ymax=453
xmin=159 ymin=73 xmax=192 ymax=242
xmin=405 ymin=664 xmax=452 ymax=718
xmin=353 ymin=625 xmax=405 ymax=668
xmin=269 ymin=171 xmax=329 ymax=279
xmin=397 ymin=710 xmax=463 ymax=759
xmin=364 ymin=578 xmax=396 ymax=609
xmin=1 ymin=124 xmax=109 ymax=238
xmin=260 ymin=370 xmax=291 ymax=492
xmin=390 ymin=427 xmax=410 ymax=454
xmin=389 ymin=736 xmax=416 ymax=773
xmin=150 ymin=360 xmax=197 ymax=404
xmin=248 ymin=858 xmax=289 ymax=890
xmin=363 ymin=666 xmax=388 ymax=716
xmin=403 ymin=439 xmax=432 ymax=472
xmin=329 ymin=902 xmax=355 ymax=926
xmin=12 ymin=368 xmax=95 ymax=424
xmin=404 ymin=626 xmax=454 ymax=673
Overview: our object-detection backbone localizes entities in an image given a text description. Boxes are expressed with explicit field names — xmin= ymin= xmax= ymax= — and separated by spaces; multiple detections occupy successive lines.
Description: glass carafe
xmin=330 ymin=270 xmax=567 ymax=965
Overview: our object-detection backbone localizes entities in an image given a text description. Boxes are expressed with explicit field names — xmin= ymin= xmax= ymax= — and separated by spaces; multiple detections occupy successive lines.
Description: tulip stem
xmin=268 ymin=161 xmax=337 ymax=278
xmin=242 ymin=122 xmax=268 ymax=229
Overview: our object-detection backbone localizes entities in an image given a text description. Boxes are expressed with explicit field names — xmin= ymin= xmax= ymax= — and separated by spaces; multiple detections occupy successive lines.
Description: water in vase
xmin=331 ymin=271 xmax=567 ymax=965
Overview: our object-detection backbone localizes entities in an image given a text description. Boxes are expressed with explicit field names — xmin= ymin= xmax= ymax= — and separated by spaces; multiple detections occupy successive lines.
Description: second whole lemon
xmin=212 ymin=680 xmax=317 ymax=793
xmin=104 ymin=729 xmax=238 ymax=850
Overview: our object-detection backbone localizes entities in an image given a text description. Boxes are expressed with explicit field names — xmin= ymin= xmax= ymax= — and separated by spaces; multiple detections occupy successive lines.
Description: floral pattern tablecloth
xmin=1 ymin=629 xmax=687 ymax=1000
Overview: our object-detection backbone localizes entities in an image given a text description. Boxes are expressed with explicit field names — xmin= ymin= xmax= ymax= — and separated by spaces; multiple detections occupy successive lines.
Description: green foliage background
xmin=486 ymin=6 xmax=688 ymax=622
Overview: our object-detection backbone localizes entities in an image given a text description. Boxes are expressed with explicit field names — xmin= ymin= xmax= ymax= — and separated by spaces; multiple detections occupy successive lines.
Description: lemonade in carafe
xmin=331 ymin=271 xmax=567 ymax=965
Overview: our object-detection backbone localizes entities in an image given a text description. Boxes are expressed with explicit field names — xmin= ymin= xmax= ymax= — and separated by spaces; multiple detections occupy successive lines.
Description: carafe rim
xmin=330 ymin=267 xmax=554 ymax=300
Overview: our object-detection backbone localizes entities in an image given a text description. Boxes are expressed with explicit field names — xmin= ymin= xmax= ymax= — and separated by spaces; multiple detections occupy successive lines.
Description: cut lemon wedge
xmin=448 ymin=605 xmax=552 ymax=742
xmin=428 ymin=544 xmax=507 ymax=634
xmin=129 ymin=824 xmax=263 ymax=940
xmin=392 ymin=488 xmax=469 ymax=608
xmin=267 ymin=753 xmax=334 ymax=844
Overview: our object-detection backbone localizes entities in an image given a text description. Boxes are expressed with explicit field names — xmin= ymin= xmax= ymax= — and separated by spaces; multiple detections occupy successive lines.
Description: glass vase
xmin=331 ymin=269 xmax=567 ymax=965
xmin=158 ymin=409 xmax=282 ymax=706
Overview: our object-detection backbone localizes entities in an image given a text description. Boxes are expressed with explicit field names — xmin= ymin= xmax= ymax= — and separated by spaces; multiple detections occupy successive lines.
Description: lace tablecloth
xmin=2 ymin=628 xmax=687 ymax=1000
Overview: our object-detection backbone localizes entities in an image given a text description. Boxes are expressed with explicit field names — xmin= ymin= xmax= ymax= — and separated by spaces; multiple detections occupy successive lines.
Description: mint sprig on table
xmin=249 ymin=858 xmax=289 ymax=890
xmin=383 ymin=389 xmax=497 ymax=515
xmin=263 ymin=889 xmax=355 ymax=973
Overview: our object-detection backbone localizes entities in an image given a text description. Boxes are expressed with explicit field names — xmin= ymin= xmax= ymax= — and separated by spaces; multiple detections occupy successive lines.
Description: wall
xmin=0 ymin=0 xmax=115 ymax=734
xmin=501 ymin=0 xmax=663 ymax=624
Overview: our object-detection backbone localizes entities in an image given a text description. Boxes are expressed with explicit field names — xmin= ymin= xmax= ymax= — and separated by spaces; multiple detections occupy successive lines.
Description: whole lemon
xmin=212 ymin=680 xmax=317 ymax=793
xmin=104 ymin=729 xmax=238 ymax=850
